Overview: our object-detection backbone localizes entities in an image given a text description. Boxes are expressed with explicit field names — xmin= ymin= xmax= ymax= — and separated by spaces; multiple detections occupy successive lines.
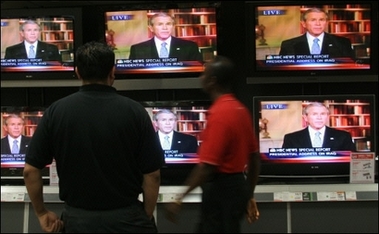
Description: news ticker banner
xmin=1 ymin=59 xmax=64 ymax=67
xmin=266 ymin=148 xmax=349 ymax=157
xmin=264 ymin=54 xmax=355 ymax=65
xmin=263 ymin=148 xmax=351 ymax=162
xmin=1 ymin=154 xmax=25 ymax=163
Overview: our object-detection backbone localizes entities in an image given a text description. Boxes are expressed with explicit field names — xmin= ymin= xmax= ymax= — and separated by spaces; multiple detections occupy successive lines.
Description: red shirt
xmin=198 ymin=94 xmax=259 ymax=173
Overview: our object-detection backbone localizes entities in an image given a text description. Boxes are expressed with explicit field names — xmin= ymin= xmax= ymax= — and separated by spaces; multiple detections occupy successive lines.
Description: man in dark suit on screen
xmin=129 ymin=12 xmax=203 ymax=62
xmin=4 ymin=20 xmax=61 ymax=62
xmin=153 ymin=109 xmax=198 ymax=154
xmin=279 ymin=8 xmax=355 ymax=59
xmin=282 ymin=102 xmax=355 ymax=151
xmin=1 ymin=114 xmax=32 ymax=155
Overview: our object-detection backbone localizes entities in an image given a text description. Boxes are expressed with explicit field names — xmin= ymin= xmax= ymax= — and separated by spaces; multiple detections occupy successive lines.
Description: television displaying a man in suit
xmin=153 ymin=109 xmax=198 ymax=155
xmin=1 ymin=114 xmax=32 ymax=157
xmin=129 ymin=12 xmax=203 ymax=62
xmin=279 ymin=7 xmax=355 ymax=59
xmin=4 ymin=20 xmax=61 ymax=61
xmin=282 ymin=102 xmax=356 ymax=151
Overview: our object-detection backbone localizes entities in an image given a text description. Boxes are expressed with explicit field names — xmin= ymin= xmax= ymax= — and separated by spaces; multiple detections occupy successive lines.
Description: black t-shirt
xmin=26 ymin=84 xmax=164 ymax=210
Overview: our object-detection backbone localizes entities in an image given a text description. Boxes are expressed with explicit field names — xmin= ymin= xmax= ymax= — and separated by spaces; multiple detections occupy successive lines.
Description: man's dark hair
xmin=75 ymin=41 xmax=115 ymax=81
xmin=207 ymin=55 xmax=235 ymax=89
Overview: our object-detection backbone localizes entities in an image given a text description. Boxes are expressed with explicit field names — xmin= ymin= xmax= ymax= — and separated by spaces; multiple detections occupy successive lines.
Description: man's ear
xmin=109 ymin=66 xmax=116 ymax=84
xmin=209 ymin=75 xmax=217 ymax=85
xmin=152 ymin=120 xmax=158 ymax=129
xmin=205 ymin=75 xmax=217 ymax=89
xmin=75 ymin=67 xmax=82 ymax=80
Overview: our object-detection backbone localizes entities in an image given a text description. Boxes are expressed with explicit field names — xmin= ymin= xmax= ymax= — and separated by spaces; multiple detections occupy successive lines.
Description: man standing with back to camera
xmin=23 ymin=41 xmax=164 ymax=233
xmin=165 ymin=56 xmax=261 ymax=233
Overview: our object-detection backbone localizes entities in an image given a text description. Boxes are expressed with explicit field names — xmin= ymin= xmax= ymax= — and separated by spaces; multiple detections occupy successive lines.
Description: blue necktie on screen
xmin=160 ymin=42 xmax=169 ymax=58
xmin=313 ymin=132 xmax=322 ymax=147
xmin=162 ymin=135 xmax=170 ymax=150
xmin=11 ymin=140 xmax=19 ymax=154
xmin=28 ymin=45 xmax=35 ymax=58
xmin=311 ymin=38 xmax=320 ymax=54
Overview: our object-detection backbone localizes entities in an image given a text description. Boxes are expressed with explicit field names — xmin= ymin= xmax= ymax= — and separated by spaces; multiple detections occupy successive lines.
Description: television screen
xmin=1 ymin=107 xmax=50 ymax=185
xmin=246 ymin=1 xmax=378 ymax=83
xmin=104 ymin=7 xmax=218 ymax=79
xmin=142 ymin=100 xmax=210 ymax=184
xmin=1 ymin=8 xmax=82 ymax=80
xmin=252 ymin=94 xmax=376 ymax=183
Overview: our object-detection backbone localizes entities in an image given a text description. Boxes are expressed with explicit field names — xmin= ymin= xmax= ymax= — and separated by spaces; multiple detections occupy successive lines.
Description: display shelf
xmin=2 ymin=184 xmax=377 ymax=233
xmin=1 ymin=184 xmax=377 ymax=203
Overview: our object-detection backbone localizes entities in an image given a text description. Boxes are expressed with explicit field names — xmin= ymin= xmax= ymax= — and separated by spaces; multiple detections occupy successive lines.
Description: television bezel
xmin=1 ymin=7 xmax=83 ymax=81
xmin=252 ymin=94 xmax=377 ymax=181
xmin=245 ymin=0 xmax=379 ymax=84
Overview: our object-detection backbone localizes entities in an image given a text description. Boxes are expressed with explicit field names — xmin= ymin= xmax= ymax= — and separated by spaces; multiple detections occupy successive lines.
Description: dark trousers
xmin=197 ymin=173 xmax=250 ymax=233
xmin=61 ymin=201 xmax=157 ymax=233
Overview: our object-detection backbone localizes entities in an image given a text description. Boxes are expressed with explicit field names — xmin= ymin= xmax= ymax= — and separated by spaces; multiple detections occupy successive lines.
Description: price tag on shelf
xmin=350 ymin=152 xmax=375 ymax=183
xmin=161 ymin=193 xmax=184 ymax=202
xmin=49 ymin=159 xmax=59 ymax=186
xmin=1 ymin=193 xmax=25 ymax=202
xmin=317 ymin=191 xmax=345 ymax=201
xmin=274 ymin=191 xmax=303 ymax=201
xmin=345 ymin=191 xmax=357 ymax=200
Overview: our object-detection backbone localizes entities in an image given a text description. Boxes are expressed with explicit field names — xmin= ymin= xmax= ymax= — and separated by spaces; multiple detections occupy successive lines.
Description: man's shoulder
xmin=284 ymin=128 xmax=307 ymax=137
xmin=326 ymin=126 xmax=351 ymax=135
xmin=324 ymin=33 xmax=351 ymax=43
xmin=171 ymin=37 xmax=198 ymax=46
xmin=5 ymin=43 xmax=23 ymax=50
xmin=22 ymin=135 xmax=32 ymax=141
xmin=38 ymin=41 xmax=58 ymax=49
xmin=174 ymin=131 xmax=196 ymax=139
xmin=130 ymin=39 xmax=153 ymax=48
xmin=281 ymin=35 xmax=306 ymax=44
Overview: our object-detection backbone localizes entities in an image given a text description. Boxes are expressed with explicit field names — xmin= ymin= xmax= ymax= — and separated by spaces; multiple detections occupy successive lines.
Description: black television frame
xmin=245 ymin=0 xmax=378 ymax=84
xmin=252 ymin=94 xmax=377 ymax=183
xmin=1 ymin=7 xmax=83 ymax=81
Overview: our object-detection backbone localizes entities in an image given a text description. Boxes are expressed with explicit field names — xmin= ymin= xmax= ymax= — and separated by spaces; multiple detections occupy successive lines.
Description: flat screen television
xmin=141 ymin=100 xmax=210 ymax=185
xmin=245 ymin=1 xmax=378 ymax=83
xmin=1 ymin=7 xmax=82 ymax=80
xmin=252 ymin=94 xmax=376 ymax=183
xmin=1 ymin=106 xmax=50 ymax=185
xmin=104 ymin=6 xmax=218 ymax=79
